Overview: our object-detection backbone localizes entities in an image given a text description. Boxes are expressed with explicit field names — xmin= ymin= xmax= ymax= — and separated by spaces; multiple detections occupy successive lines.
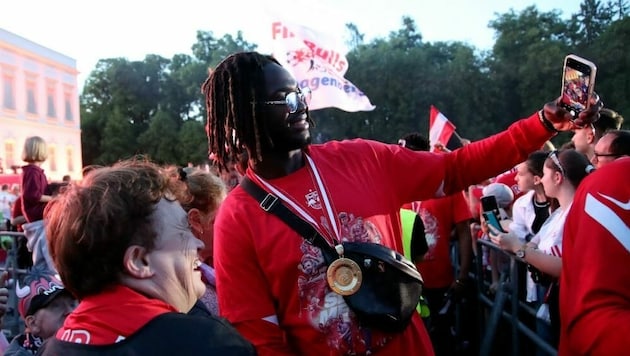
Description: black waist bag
xmin=241 ymin=177 xmax=424 ymax=333
xmin=321 ymin=242 xmax=423 ymax=332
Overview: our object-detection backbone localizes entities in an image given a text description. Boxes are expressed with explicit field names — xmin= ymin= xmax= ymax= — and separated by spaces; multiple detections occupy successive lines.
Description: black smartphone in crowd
xmin=481 ymin=195 xmax=506 ymax=233
xmin=560 ymin=54 xmax=597 ymax=119
xmin=481 ymin=195 xmax=501 ymax=219
xmin=482 ymin=211 xmax=506 ymax=234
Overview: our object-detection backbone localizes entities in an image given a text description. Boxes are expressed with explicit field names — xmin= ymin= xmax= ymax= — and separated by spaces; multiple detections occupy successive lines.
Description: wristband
xmin=538 ymin=110 xmax=559 ymax=134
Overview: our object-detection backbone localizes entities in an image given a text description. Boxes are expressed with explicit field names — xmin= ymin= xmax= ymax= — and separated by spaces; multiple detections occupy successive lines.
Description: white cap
xmin=482 ymin=183 xmax=514 ymax=208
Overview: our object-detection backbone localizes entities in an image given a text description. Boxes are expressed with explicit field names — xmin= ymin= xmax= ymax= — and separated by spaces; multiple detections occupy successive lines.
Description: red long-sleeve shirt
xmin=215 ymin=112 xmax=553 ymax=356
xmin=559 ymin=157 xmax=630 ymax=355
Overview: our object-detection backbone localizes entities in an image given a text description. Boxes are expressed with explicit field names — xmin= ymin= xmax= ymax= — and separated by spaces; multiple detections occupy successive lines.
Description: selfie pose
xmin=203 ymin=51 xmax=598 ymax=356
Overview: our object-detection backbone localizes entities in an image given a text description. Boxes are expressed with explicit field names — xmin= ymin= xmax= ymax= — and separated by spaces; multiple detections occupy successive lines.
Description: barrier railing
xmin=473 ymin=238 xmax=557 ymax=356
xmin=0 ymin=231 xmax=27 ymax=339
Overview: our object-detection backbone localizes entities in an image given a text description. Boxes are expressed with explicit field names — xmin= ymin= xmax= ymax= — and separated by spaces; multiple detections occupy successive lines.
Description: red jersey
xmin=559 ymin=157 xmax=630 ymax=355
xmin=214 ymin=113 xmax=552 ymax=356
xmin=405 ymin=192 xmax=472 ymax=289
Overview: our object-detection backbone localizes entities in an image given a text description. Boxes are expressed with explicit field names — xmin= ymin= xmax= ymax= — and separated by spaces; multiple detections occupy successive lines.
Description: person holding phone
xmin=489 ymin=149 xmax=593 ymax=347
xmin=202 ymin=51 xmax=601 ymax=356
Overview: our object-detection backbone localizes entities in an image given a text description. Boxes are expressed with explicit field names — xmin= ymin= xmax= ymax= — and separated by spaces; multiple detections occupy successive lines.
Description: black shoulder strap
xmin=240 ymin=177 xmax=333 ymax=253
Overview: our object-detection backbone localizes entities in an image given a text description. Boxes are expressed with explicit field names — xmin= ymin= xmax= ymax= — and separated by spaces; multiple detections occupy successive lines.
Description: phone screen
xmin=483 ymin=211 xmax=506 ymax=233
xmin=481 ymin=195 xmax=501 ymax=219
xmin=561 ymin=55 xmax=596 ymax=116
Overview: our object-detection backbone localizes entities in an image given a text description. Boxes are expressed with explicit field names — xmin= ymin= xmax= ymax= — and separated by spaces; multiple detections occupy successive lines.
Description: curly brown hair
xmin=45 ymin=158 xmax=170 ymax=299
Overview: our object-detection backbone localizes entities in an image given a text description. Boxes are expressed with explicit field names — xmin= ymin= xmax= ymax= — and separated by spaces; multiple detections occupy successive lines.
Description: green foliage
xmin=588 ymin=16 xmax=630 ymax=125
xmin=80 ymin=32 xmax=257 ymax=165
xmin=79 ymin=0 xmax=629 ymax=166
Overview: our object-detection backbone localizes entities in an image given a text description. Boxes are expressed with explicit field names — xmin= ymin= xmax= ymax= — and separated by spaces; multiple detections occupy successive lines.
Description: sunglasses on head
xmin=548 ymin=150 xmax=565 ymax=176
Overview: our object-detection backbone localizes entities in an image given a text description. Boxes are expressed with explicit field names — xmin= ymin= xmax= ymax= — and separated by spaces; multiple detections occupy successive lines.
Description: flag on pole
xmin=429 ymin=106 xmax=457 ymax=153
xmin=268 ymin=20 xmax=375 ymax=112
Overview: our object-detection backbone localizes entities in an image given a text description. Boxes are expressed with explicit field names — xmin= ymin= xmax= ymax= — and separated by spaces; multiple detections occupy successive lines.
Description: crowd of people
xmin=0 ymin=50 xmax=627 ymax=355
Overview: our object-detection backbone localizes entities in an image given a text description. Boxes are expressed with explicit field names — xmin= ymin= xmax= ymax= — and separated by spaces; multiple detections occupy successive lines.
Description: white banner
xmin=270 ymin=20 xmax=375 ymax=112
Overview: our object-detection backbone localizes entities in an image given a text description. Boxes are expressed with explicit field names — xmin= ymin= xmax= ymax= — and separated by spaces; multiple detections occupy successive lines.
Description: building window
xmin=26 ymin=78 xmax=37 ymax=114
xmin=47 ymin=82 xmax=57 ymax=118
xmin=66 ymin=147 xmax=74 ymax=172
xmin=4 ymin=141 xmax=15 ymax=168
xmin=64 ymin=92 xmax=73 ymax=121
xmin=48 ymin=146 xmax=57 ymax=172
xmin=2 ymin=74 xmax=15 ymax=110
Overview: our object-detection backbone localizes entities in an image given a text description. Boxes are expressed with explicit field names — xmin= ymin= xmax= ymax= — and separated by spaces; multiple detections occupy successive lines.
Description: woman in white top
xmin=509 ymin=151 xmax=553 ymax=243
xmin=490 ymin=149 xmax=594 ymax=346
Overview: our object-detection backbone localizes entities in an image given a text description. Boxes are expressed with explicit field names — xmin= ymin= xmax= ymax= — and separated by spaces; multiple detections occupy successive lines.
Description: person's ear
xmin=187 ymin=209 xmax=204 ymax=237
xmin=533 ymin=175 xmax=542 ymax=185
xmin=25 ymin=315 xmax=39 ymax=334
xmin=586 ymin=129 xmax=595 ymax=144
xmin=122 ymin=245 xmax=153 ymax=279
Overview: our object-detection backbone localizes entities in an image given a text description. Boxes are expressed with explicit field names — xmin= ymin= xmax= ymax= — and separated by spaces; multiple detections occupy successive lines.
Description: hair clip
xmin=178 ymin=167 xmax=187 ymax=181
xmin=585 ymin=165 xmax=596 ymax=174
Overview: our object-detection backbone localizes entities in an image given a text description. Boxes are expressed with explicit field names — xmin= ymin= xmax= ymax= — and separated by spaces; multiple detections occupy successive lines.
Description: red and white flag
xmin=429 ymin=105 xmax=457 ymax=152
xmin=268 ymin=19 xmax=375 ymax=112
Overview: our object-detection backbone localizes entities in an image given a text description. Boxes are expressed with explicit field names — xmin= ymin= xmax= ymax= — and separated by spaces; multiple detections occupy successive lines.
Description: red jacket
xmin=559 ymin=157 xmax=630 ymax=355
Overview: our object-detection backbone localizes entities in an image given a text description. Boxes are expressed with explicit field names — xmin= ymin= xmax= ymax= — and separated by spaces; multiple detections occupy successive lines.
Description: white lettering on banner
xmin=271 ymin=22 xmax=347 ymax=75
xmin=585 ymin=193 xmax=630 ymax=252
xmin=270 ymin=20 xmax=375 ymax=113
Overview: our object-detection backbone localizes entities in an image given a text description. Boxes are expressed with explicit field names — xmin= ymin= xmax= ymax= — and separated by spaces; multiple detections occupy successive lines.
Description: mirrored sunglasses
xmin=263 ymin=87 xmax=312 ymax=113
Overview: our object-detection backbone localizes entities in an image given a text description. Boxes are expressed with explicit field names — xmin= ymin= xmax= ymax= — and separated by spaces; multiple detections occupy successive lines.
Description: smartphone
xmin=483 ymin=211 xmax=506 ymax=234
xmin=560 ymin=54 xmax=597 ymax=118
xmin=480 ymin=195 xmax=501 ymax=220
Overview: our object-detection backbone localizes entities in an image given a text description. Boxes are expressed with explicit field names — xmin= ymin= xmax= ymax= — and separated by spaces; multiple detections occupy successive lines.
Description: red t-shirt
xmin=406 ymin=192 xmax=472 ymax=289
xmin=214 ymin=113 xmax=552 ymax=356
xmin=559 ymin=157 xmax=630 ymax=355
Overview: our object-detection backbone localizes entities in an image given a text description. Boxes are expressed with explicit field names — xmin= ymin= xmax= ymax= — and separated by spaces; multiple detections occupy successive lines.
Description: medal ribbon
xmin=251 ymin=154 xmax=342 ymax=248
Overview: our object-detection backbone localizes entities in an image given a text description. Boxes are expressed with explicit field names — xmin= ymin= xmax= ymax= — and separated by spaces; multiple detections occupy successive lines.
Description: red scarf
xmin=56 ymin=285 xmax=178 ymax=345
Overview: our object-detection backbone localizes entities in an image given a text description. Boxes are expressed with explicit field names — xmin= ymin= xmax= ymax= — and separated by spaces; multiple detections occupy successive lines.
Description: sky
xmin=1 ymin=0 xmax=580 ymax=89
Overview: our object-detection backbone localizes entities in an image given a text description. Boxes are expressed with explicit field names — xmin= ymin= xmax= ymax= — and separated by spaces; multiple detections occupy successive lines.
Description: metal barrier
xmin=473 ymin=238 xmax=557 ymax=356
xmin=0 ymin=231 xmax=27 ymax=339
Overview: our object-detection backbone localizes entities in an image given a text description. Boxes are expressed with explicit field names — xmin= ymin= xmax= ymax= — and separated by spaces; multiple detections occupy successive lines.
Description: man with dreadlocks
xmin=203 ymin=51 xmax=599 ymax=356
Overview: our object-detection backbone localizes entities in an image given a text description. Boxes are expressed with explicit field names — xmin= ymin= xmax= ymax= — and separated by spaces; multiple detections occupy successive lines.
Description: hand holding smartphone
xmin=480 ymin=195 xmax=501 ymax=219
xmin=560 ymin=54 xmax=597 ymax=119
xmin=482 ymin=211 xmax=506 ymax=234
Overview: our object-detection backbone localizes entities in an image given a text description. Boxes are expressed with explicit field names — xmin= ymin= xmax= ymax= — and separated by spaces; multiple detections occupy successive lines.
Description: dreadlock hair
xmin=201 ymin=52 xmax=280 ymax=171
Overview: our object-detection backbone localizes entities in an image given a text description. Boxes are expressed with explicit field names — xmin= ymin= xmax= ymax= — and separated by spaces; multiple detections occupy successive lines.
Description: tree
xmin=176 ymin=120 xmax=209 ymax=165
xmin=345 ymin=23 xmax=364 ymax=50
xmin=589 ymin=16 xmax=630 ymax=122
xmin=488 ymin=7 xmax=571 ymax=122
xmin=191 ymin=30 xmax=258 ymax=65
xmin=137 ymin=109 xmax=180 ymax=164
xmin=570 ymin=0 xmax=617 ymax=46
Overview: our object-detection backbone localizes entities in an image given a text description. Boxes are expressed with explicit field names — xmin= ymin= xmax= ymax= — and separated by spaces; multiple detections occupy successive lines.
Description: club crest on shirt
xmin=305 ymin=190 xmax=321 ymax=209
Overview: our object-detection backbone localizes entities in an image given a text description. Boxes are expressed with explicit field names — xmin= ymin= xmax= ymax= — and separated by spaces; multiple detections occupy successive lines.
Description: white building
xmin=0 ymin=28 xmax=82 ymax=182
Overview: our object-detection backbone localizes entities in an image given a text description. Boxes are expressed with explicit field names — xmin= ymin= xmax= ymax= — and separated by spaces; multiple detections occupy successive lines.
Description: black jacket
xmin=39 ymin=312 xmax=256 ymax=356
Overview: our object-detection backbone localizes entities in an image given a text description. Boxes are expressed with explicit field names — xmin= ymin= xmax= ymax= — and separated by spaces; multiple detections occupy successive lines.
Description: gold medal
xmin=326 ymin=257 xmax=363 ymax=296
